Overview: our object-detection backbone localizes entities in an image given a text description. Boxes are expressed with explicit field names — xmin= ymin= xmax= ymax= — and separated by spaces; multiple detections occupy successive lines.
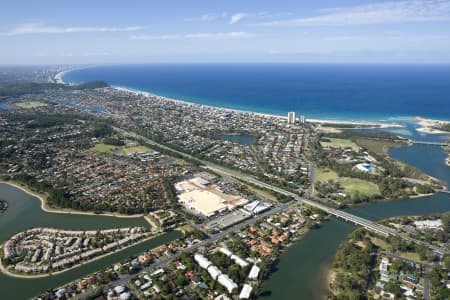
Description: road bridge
xmin=116 ymin=127 xmax=449 ymax=255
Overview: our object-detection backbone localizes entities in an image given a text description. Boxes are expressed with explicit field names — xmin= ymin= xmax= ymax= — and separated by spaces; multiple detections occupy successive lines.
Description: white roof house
xmin=239 ymin=284 xmax=253 ymax=299
xmin=248 ymin=265 xmax=260 ymax=280
xmin=194 ymin=253 xmax=212 ymax=269
xmin=219 ymin=247 xmax=233 ymax=257
xmin=231 ymin=254 xmax=249 ymax=268
xmin=208 ymin=265 xmax=222 ymax=280
xmin=217 ymin=274 xmax=238 ymax=293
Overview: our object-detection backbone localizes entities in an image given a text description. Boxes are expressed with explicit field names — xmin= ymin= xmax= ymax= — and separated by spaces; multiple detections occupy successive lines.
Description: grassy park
xmin=354 ymin=138 xmax=405 ymax=154
xmin=320 ymin=137 xmax=360 ymax=150
xmin=315 ymin=168 xmax=380 ymax=198
xmin=15 ymin=101 xmax=48 ymax=108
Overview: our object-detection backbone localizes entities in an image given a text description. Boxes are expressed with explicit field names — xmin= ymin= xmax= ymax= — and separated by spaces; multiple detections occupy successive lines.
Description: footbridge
xmin=410 ymin=140 xmax=448 ymax=146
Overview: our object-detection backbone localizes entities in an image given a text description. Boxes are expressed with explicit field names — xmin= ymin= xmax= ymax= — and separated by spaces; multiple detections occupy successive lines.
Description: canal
xmin=0 ymin=183 xmax=182 ymax=299
xmin=261 ymin=142 xmax=450 ymax=299
xmin=1 ymin=130 xmax=448 ymax=299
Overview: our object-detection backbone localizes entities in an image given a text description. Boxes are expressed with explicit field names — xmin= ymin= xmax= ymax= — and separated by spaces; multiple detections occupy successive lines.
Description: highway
xmin=117 ymin=127 xmax=449 ymax=255
xmin=72 ymin=128 xmax=448 ymax=299
xmin=72 ymin=200 xmax=295 ymax=300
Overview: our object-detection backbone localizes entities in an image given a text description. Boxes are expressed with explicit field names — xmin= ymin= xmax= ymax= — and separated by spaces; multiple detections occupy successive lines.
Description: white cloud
xmin=185 ymin=12 xmax=228 ymax=22
xmin=1 ymin=22 xmax=144 ymax=36
xmin=230 ymin=13 xmax=250 ymax=24
xmin=131 ymin=31 xmax=253 ymax=40
xmin=268 ymin=49 xmax=335 ymax=56
xmin=256 ymin=0 xmax=450 ymax=26
xmin=229 ymin=12 xmax=281 ymax=24
xmin=324 ymin=35 xmax=367 ymax=41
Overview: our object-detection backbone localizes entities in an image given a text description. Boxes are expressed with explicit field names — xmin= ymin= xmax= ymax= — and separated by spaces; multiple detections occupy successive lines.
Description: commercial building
xmin=178 ymin=189 xmax=228 ymax=217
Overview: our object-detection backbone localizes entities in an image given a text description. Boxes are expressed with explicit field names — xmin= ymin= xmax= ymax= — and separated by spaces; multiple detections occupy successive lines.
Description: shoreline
xmin=415 ymin=116 xmax=450 ymax=134
xmin=113 ymin=86 xmax=404 ymax=129
xmin=0 ymin=181 xmax=145 ymax=219
xmin=57 ymin=67 xmax=450 ymax=131
xmin=0 ymin=232 xmax=163 ymax=279
xmin=57 ymin=69 xmax=404 ymax=129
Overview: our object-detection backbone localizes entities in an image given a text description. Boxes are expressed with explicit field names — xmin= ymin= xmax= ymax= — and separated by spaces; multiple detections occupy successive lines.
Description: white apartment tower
xmin=299 ymin=115 xmax=306 ymax=124
xmin=288 ymin=111 xmax=296 ymax=124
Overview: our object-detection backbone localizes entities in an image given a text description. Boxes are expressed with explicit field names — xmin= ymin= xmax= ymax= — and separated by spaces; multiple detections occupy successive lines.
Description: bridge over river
xmin=117 ymin=127 xmax=450 ymax=255
xmin=410 ymin=140 xmax=448 ymax=146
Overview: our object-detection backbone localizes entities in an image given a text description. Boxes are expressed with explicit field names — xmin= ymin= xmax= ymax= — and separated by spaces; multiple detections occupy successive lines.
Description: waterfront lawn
xmin=15 ymin=101 xmax=48 ymax=108
xmin=320 ymin=138 xmax=360 ymax=150
xmin=340 ymin=178 xmax=379 ymax=198
xmin=354 ymin=138 xmax=404 ymax=154
xmin=315 ymin=168 xmax=379 ymax=198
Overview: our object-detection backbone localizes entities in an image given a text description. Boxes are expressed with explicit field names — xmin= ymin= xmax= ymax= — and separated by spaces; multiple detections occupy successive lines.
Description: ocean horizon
xmin=62 ymin=63 xmax=450 ymax=123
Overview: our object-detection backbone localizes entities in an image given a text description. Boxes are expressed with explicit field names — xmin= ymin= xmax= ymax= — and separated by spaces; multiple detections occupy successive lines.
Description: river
xmin=0 ymin=183 xmax=182 ymax=299
xmin=1 ymin=140 xmax=449 ymax=299
xmin=261 ymin=142 xmax=450 ymax=299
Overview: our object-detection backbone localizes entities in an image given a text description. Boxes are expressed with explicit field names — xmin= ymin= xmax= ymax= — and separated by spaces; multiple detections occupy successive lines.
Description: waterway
xmin=262 ymin=142 xmax=450 ymax=299
xmin=0 ymin=183 xmax=182 ymax=299
xmin=217 ymin=134 xmax=256 ymax=145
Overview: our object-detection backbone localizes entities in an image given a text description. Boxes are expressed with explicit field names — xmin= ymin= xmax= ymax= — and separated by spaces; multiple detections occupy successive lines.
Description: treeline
xmin=12 ymin=173 xmax=71 ymax=208
xmin=0 ymin=80 xmax=109 ymax=97
xmin=325 ymin=131 xmax=406 ymax=142
xmin=90 ymin=123 xmax=114 ymax=138
xmin=6 ymin=113 xmax=82 ymax=128
xmin=330 ymin=229 xmax=376 ymax=300
xmin=103 ymin=137 xmax=125 ymax=146
xmin=312 ymin=133 xmax=435 ymax=201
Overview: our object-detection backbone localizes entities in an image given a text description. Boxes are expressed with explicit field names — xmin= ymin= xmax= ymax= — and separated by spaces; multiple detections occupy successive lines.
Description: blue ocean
xmin=63 ymin=64 xmax=450 ymax=122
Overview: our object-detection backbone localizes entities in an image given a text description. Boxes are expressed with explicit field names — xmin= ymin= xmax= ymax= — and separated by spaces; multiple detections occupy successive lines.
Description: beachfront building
xmin=299 ymin=115 xmax=306 ymax=124
xmin=288 ymin=111 xmax=296 ymax=124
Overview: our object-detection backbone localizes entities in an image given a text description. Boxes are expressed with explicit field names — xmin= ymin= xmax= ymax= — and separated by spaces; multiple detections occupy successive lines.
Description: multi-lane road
xmin=73 ymin=199 xmax=295 ymax=299
xmin=117 ymin=127 xmax=449 ymax=255
xmin=73 ymin=128 xmax=448 ymax=299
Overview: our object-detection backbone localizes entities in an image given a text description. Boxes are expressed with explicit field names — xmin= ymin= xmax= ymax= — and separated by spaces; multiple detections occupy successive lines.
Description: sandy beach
xmin=113 ymin=85 xmax=404 ymax=130
xmin=415 ymin=117 xmax=450 ymax=134
xmin=57 ymin=68 xmax=403 ymax=129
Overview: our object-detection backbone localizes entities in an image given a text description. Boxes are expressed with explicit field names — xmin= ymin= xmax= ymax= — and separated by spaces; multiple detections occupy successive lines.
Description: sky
xmin=1 ymin=0 xmax=450 ymax=64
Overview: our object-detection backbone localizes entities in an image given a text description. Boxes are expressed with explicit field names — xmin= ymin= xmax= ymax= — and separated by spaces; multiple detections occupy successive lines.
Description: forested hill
xmin=0 ymin=80 xmax=109 ymax=97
